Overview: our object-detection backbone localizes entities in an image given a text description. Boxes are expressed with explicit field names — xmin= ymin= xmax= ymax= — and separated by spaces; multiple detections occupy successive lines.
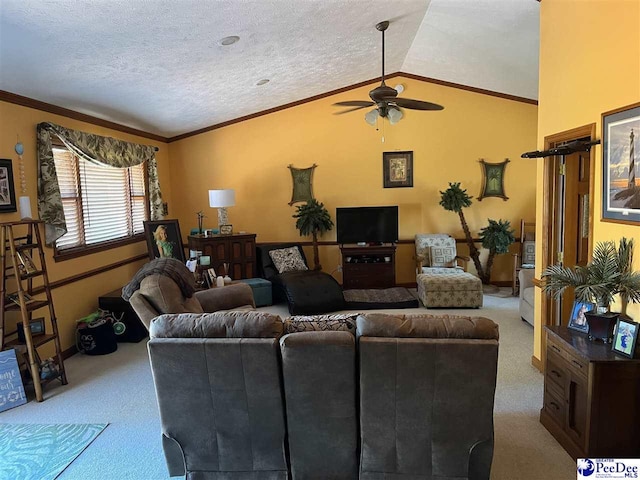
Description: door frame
xmin=539 ymin=124 xmax=596 ymax=366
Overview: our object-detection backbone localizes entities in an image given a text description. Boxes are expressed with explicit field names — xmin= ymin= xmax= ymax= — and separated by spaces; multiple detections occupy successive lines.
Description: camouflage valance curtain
xmin=37 ymin=122 xmax=164 ymax=245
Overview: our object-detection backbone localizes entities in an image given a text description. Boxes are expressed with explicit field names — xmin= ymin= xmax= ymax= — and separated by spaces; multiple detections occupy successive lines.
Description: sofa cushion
xmin=523 ymin=286 xmax=535 ymax=307
xmin=283 ymin=313 xmax=359 ymax=334
xmin=139 ymin=274 xmax=203 ymax=315
xmin=269 ymin=246 xmax=309 ymax=273
xmin=356 ymin=313 xmax=499 ymax=340
xmin=150 ymin=311 xmax=284 ymax=339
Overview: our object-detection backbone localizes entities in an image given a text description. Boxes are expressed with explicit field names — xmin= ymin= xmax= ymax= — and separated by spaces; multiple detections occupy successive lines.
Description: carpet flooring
xmin=0 ymin=423 xmax=107 ymax=480
xmin=343 ymin=286 xmax=419 ymax=309
xmin=0 ymin=290 xmax=576 ymax=479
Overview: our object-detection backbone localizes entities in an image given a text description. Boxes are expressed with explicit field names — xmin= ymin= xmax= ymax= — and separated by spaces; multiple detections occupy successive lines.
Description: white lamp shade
xmin=209 ymin=189 xmax=236 ymax=208
xmin=388 ymin=107 xmax=403 ymax=125
xmin=365 ymin=109 xmax=379 ymax=126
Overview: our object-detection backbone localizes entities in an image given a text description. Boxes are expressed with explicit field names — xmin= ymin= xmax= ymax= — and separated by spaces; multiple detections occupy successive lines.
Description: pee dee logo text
xmin=578 ymin=459 xmax=640 ymax=479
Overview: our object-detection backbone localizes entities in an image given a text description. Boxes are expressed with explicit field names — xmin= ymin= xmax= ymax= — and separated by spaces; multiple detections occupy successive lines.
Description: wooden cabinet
xmin=340 ymin=245 xmax=395 ymax=289
xmin=541 ymin=326 xmax=640 ymax=458
xmin=188 ymin=234 xmax=256 ymax=280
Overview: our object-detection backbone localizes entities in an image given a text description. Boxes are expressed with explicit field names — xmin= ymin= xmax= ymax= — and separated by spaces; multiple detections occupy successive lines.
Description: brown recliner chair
xmin=126 ymin=259 xmax=255 ymax=329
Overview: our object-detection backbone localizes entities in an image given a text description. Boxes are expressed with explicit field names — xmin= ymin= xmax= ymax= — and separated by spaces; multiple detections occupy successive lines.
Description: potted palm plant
xmin=542 ymin=238 xmax=640 ymax=341
xmin=293 ymin=199 xmax=334 ymax=271
xmin=439 ymin=183 xmax=515 ymax=284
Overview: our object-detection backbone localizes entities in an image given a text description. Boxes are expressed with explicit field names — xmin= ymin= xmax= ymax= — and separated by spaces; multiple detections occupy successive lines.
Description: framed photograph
xmin=0 ymin=159 xmax=17 ymax=213
xmin=383 ymin=151 xmax=413 ymax=188
xmin=612 ymin=318 xmax=639 ymax=358
xmin=568 ymin=300 xmax=594 ymax=333
xmin=17 ymin=251 xmax=37 ymax=274
xmin=219 ymin=224 xmax=233 ymax=235
xmin=478 ymin=158 xmax=509 ymax=201
xmin=602 ymin=102 xmax=640 ymax=224
xmin=207 ymin=268 xmax=217 ymax=285
xmin=17 ymin=317 xmax=46 ymax=343
xmin=143 ymin=219 xmax=185 ymax=262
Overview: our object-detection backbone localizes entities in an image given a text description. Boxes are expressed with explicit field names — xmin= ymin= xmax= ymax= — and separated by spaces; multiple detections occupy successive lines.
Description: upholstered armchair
xmin=415 ymin=234 xmax=469 ymax=275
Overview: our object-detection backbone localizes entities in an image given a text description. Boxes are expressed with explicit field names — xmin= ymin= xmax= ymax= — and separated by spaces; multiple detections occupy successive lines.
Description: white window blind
xmin=52 ymin=146 xmax=147 ymax=250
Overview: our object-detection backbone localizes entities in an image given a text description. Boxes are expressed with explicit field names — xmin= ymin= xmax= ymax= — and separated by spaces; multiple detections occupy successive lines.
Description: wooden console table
xmin=188 ymin=233 xmax=256 ymax=280
xmin=541 ymin=326 xmax=640 ymax=458
xmin=340 ymin=245 xmax=396 ymax=289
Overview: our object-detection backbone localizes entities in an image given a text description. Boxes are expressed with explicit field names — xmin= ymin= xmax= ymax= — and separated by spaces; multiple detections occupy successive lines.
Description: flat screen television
xmin=336 ymin=206 xmax=398 ymax=244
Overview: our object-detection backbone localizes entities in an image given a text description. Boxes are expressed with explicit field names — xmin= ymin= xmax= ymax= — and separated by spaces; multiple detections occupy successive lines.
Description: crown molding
xmin=0 ymin=90 xmax=168 ymax=143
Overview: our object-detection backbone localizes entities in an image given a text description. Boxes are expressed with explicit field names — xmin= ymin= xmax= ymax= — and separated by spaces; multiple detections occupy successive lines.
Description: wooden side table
xmin=541 ymin=326 xmax=640 ymax=458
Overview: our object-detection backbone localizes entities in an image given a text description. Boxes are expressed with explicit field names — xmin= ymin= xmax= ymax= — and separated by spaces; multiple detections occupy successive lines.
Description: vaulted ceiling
xmin=0 ymin=0 xmax=539 ymax=138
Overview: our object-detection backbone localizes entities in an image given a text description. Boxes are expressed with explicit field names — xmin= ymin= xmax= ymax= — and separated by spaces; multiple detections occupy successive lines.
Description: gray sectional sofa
xmin=148 ymin=311 xmax=499 ymax=480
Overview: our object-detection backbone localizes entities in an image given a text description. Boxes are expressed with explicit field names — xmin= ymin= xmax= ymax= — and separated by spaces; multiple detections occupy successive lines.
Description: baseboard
xmin=531 ymin=355 xmax=543 ymax=372
xmin=62 ymin=345 xmax=79 ymax=360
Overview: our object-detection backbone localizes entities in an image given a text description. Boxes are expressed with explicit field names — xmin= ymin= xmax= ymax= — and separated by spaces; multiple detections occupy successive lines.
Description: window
xmin=52 ymin=145 xmax=148 ymax=254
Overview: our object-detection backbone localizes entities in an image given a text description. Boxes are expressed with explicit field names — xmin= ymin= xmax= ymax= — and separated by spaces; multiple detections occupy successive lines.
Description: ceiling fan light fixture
xmin=388 ymin=107 xmax=403 ymax=125
xmin=365 ymin=109 xmax=379 ymax=126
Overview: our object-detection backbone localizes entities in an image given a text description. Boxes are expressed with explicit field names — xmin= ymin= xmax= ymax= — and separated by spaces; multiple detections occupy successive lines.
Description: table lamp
xmin=208 ymin=189 xmax=235 ymax=228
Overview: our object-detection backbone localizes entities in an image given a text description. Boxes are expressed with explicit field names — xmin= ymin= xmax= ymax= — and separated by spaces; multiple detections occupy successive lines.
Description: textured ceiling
xmin=0 ymin=0 xmax=539 ymax=138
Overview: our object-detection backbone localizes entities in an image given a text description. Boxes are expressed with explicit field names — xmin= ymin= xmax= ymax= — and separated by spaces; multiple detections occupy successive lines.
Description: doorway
xmin=541 ymin=124 xmax=596 ymax=330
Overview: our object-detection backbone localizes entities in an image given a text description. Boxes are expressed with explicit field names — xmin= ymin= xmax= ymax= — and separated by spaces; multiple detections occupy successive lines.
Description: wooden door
xmin=558 ymin=149 xmax=592 ymax=324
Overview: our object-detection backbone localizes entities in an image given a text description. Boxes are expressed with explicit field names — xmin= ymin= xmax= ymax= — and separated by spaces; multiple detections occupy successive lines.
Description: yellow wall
xmin=534 ymin=0 xmax=640 ymax=359
xmin=0 ymin=100 xmax=171 ymax=351
xmin=169 ymin=76 xmax=538 ymax=284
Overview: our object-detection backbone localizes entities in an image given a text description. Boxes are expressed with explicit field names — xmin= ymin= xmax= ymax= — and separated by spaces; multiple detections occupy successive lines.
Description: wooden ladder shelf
xmin=0 ymin=220 xmax=67 ymax=402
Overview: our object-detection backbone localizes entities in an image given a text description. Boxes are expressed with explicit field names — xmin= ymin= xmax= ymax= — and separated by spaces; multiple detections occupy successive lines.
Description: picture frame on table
xmin=219 ymin=224 xmax=233 ymax=235
xmin=0 ymin=159 xmax=17 ymax=213
xmin=601 ymin=102 xmax=640 ymax=224
xmin=143 ymin=219 xmax=185 ymax=262
xmin=612 ymin=318 xmax=639 ymax=358
xmin=17 ymin=251 xmax=38 ymax=274
xmin=568 ymin=300 xmax=594 ymax=333
xmin=207 ymin=268 xmax=217 ymax=286
xmin=17 ymin=317 xmax=46 ymax=343
xmin=383 ymin=151 xmax=413 ymax=188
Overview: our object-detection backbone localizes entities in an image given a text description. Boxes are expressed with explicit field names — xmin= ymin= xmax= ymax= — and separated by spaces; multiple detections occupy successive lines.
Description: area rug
xmin=0 ymin=423 xmax=108 ymax=480
xmin=344 ymin=287 xmax=419 ymax=309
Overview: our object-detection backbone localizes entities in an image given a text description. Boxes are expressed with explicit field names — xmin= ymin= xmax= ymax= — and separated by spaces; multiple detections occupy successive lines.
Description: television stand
xmin=340 ymin=245 xmax=396 ymax=289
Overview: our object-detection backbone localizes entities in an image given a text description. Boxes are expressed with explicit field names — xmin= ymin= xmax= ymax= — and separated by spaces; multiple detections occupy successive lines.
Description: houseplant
xmin=542 ymin=237 xmax=640 ymax=340
xmin=439 ymin=182 xmax=515 ymax=284
xmin=292 ymin=199 xmax=334 ymax=271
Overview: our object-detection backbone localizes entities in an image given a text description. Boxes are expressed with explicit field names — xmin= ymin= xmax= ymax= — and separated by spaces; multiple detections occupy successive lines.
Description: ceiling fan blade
xmin=389 ymin=97 xmax=444 ymax=111
xmin=333 ymin=101 xmax=374 ymax=107
xmin=334 ymin=105 xmax=372 ymax=115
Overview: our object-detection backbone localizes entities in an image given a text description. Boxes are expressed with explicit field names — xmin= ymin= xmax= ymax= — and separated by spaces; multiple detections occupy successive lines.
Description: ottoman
xmin=417 ymin=272 xmax=483 ymax=308
xmin=237 ymin=278 xmax=273 ymax=307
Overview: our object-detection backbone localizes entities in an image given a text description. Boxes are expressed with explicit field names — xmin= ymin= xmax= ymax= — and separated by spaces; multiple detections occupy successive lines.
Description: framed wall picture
xmin=143 ymin=219 xmax=185 ymax=262
xmin=478 ymin=158 xmax=509 ymax=201
xmin=612 ymin=318 xmax=639 ymax=358
xmin=383 ymin=151 xmax=413 ymax=188
xmin=0 ymin=159 xmax=17 ymax=213
xmin=568 ymin=300 xmax=593 ymax=333
xmin=601 ymin=102 xmax=640 ymax=224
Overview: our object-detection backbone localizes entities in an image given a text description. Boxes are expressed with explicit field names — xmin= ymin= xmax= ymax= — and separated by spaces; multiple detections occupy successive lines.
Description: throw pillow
xmin=522 ymin=240 xmax=536 ymax=265
xmin=430 ymin=246 xmax=456 ymax=268
xmin=269 ymin=247 xmax=309 ymax=274
xmin=284 ymin=313 xmax=359 ymax=334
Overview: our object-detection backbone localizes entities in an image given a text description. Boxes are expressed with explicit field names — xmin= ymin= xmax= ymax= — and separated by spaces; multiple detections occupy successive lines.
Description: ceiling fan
xmin=333 ymin=20 xmax=444 ymax=125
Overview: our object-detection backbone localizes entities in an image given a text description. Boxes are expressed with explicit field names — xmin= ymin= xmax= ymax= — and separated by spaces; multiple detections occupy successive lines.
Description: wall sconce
xmin=208 ymin=189 xmax=236 ymax=228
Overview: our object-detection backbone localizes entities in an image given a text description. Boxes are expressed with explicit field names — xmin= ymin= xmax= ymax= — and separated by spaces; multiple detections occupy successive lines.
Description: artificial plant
xmin=542 ymin=237 xmax=640 ymax=315
xmin=439 ymin=182 xmax=515 ymax=284
xmin=292 ymin=199 xmax=334 ymax=271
